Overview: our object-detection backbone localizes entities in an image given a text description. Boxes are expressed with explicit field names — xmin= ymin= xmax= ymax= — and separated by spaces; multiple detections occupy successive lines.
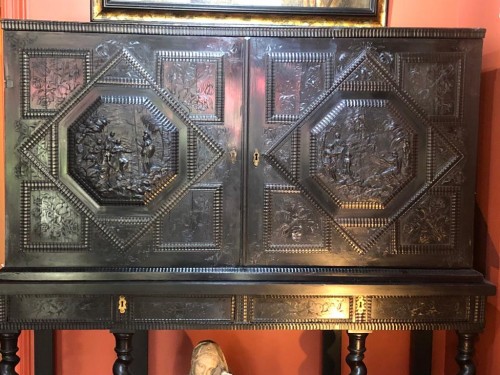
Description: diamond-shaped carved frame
xmin=18 ymin=49 xmax=224 ymax=251
xmin=265 ymin=50 xmax=464 ymax=255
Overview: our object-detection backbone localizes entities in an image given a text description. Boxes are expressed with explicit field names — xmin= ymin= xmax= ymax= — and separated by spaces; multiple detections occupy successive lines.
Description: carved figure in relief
xmin=315 ymin=103 xmax=414 ymax=204
xmin=139 ymin=130 xmax=155 ymax=173
xmin=189 ymin=340 xmax=231 ymax=375
xmin=322 ymin=132 xmax=345 ymax=181
xmin=100 ymin=131 xmax=131 ymax=182
xmin=69 ymin=101 xmax=178 ymax=203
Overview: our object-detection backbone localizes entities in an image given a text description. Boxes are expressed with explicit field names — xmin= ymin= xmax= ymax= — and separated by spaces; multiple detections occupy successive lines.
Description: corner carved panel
xmin=21 ymin=49 xmax=91 ymax=117
xmin=398 ymin=188 xmax=459 ymax=253
xmin=263 ymin=185 xmax=331 ymax=253
xmin=335 ymin=42 xmax=395 ymax=78
xmin=266 ymin=52 xmax=333 ymax=122
xmin=20 ymin=182 xmax=89 ymax=252
xmin=157 ymin=51 xmax=224 ymax=122
xmin=156 ymin=184 xmax=223 ymax=252
xmin=397 ymin=52 xmax=465 ymax=120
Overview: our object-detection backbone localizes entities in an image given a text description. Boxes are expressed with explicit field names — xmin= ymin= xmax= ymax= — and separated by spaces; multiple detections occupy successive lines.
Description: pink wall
xmin=2 ymin=0 xmax=499 ymax=374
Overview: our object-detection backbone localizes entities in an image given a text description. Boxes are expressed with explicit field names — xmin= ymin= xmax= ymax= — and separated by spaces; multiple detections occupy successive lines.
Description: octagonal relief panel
xmin=311 ymin=99 xmax=417 ymax=209
xmin=68 ymin=96 xmax=179 ymax=205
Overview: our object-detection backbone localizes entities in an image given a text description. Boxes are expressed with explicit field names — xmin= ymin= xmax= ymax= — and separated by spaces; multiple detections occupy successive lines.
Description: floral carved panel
xmin=157 ymin=51 xmax=224 ymax=122
xmin=251 ymin=296 xmax=351 ymax=322
xmin=20 ymin=183 xmax=89 ymax=252
xmin=263 ymin=186 xmax=331 ymax=253
xmin=267 ymin=52 xmax=333 ymax=122
xmin=22 ymin=49 xmax=91 ymax=117
xmin=399 ymin=188 xmax=459 ymax=253
xmin=397 ymin=52 xmax=465 ymax=120
xmin=157 ymin=184 xmax=223 ymax=252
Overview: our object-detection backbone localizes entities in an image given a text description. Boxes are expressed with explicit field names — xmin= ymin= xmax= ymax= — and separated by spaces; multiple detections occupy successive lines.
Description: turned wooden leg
xmin=112 ymin=332 xmax=134 ymax=375
xmin=0 ymin=332 xmax=21 ymax=375
xmin=346 ymin=332 xmax=369 ymax=375
xmin=456 ymin=331 xmax=478 ymax=375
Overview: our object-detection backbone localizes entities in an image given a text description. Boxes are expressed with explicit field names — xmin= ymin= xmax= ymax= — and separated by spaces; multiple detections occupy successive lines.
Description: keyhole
xmin=356 ymin=297 xmax=366 ymax=314
xmin=253 ymin=149 xmax=260 ymax=167
xmin=118 ymin=296 xmax=127 ymax=314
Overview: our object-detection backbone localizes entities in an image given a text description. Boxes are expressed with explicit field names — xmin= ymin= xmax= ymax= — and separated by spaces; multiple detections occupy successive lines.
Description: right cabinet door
xmin=244 ymin=36 xmax=481 ymax=269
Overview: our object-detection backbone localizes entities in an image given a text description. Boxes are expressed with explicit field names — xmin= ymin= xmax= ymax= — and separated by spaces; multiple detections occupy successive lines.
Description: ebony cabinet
xmin=0 ymin=21 xmax=495 ymax=374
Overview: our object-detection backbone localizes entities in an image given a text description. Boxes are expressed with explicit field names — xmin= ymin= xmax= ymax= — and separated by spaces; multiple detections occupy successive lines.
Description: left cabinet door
xmin=4 ymin=30 xmax=245 ymax=268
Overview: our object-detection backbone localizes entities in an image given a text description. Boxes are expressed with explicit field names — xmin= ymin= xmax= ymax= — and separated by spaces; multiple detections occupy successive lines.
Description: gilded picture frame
xmin=91 ymin=0 xmax=388 ymax=26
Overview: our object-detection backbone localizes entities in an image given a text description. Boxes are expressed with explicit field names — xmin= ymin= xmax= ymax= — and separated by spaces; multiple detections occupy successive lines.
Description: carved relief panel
xmin=3 ymin=27 xmax=481 ymax=270
xmin=245 ymin=37 xmax=478 ymax=268
xmin=4 ymin=30 xmax=243 ymax=268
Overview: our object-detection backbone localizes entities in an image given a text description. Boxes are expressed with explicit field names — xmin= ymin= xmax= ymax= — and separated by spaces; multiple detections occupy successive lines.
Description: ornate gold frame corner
xmin=91 ymin=0 xmax=388 ymax=27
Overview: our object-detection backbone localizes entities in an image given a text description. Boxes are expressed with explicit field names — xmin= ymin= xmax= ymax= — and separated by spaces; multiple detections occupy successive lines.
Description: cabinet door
xmin=5 ymin=31 xmax=244 ymax=268
xmin=245 ymin=37 xmax=338 ymax=266
xmin=245 ymin=37 xmax=478 ymax=268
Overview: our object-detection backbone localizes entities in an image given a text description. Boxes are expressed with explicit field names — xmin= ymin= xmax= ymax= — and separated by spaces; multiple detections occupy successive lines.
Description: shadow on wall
xmin=471 ymin=68 xmax=500 ymax=375
xmin=474 ymin=69 xmax=500 ymax=275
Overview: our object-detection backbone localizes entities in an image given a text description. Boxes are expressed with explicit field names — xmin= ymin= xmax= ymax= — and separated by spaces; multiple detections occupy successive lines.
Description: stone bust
xmin=189 ymin=340 xmax=231 ymax=375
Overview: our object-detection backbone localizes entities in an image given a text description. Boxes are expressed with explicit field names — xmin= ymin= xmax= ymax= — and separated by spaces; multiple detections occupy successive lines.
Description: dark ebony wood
xmin=34 ymin=330 xmax=54 ymax=375
xmin=129 ymin=331 xmax=148 ymax=375
xmin=0 ymin=332 xmax=21 ymax=375
xmin=346 ymin=332 xmax=368 ymax=375
xmin=456 ymin=332 xmax=477 ymax=375
xmin=113 ymin=332 xmax=135 ymax=375
xmin=0 ymin=20 xmax=495 ymax=374
xmin=410 ymin=331 xmax=433 ymax=375
xmin=322 ymin=330 xmax=342 ymax=375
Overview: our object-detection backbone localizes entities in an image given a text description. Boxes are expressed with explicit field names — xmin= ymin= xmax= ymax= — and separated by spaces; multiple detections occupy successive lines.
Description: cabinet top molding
xmin=1 ymin=20 xmax=486 ymax=39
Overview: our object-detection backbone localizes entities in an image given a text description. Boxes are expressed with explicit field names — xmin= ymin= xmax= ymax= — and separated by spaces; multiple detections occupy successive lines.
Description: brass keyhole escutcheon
xmin=229 ymin=148 xmax=237 ymax=164
xmin=356 ymin=296 xmax=366 ymax=314
xmin=118 ymin=295 xmax=127 ymax=314
xmin=253 ymin=149 xmax=260 ymax=167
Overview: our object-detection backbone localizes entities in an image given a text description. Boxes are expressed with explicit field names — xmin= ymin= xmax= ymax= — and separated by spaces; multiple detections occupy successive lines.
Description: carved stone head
xmin=189 ymin=340 xmax=229 ymax=375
